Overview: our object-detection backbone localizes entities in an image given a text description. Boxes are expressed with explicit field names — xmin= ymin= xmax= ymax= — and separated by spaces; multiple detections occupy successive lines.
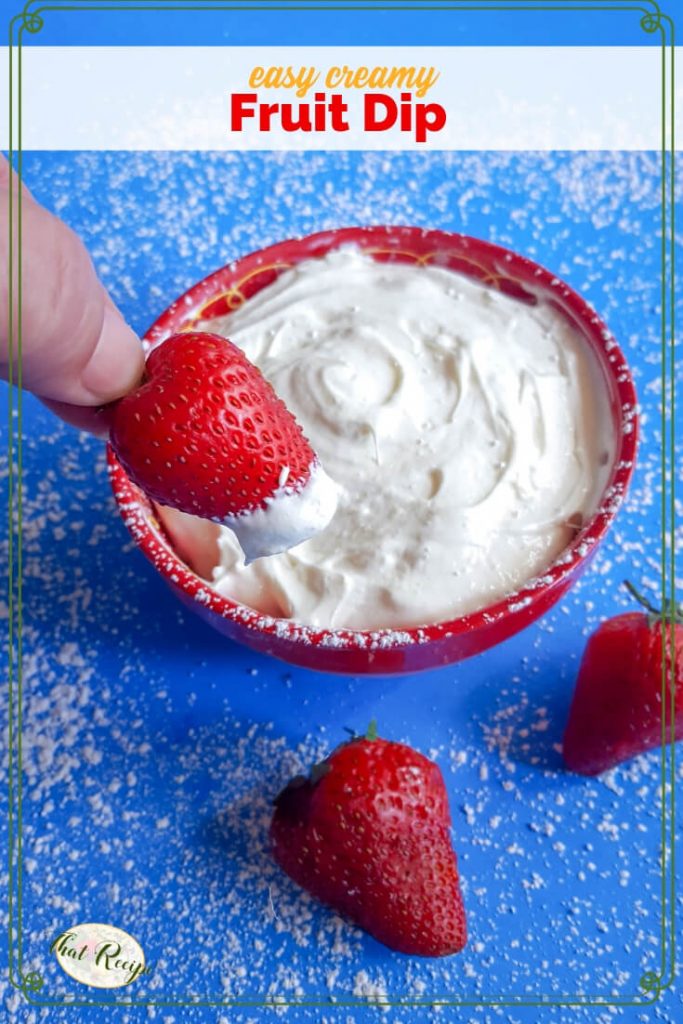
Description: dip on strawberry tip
xmin=221 ymin=458 xmax=339 ymax=564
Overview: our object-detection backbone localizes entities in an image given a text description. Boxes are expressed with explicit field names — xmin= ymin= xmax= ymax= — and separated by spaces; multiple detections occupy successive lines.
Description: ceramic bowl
xmin=108 ymin=226 xmax=638 ymax=674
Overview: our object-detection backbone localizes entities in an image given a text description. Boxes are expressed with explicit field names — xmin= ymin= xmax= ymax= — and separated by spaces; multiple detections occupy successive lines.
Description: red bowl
xmin=108 ymin=226 xmax=638 ymax=675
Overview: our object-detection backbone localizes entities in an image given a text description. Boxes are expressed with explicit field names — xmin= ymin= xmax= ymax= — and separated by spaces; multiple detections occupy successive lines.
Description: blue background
xmin=13 ymin=0 xmax=670 ymax=47
xmin=2 ymin=1 xmax=682 ymax=1022
xmin=1 ymin=148 xmax=681 ymax=1023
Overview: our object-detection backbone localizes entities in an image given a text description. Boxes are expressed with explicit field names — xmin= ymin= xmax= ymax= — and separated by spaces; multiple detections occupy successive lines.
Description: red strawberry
xmin=563 ymin=582 xmax=683 ymax=775
xmin=270 ymin=723 xmax=467 ymax=957
xmin=109 ymin=332 xmax=337 ymax=561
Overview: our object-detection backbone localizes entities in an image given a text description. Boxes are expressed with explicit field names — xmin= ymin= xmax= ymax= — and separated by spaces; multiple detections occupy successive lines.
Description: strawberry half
xmin=270 ymin=723 xmax=467 ymax=957
xmin=563 ymin=582 xmax=683 ymax=775
xmin=109 ymin=332 xmax=338 ymax=561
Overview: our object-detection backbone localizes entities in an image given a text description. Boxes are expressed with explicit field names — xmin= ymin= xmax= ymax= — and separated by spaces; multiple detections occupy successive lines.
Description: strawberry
xmin=563 ymin=582 xmax=683 ymax=775
xmin=109 ymin=332 xmax=337 ymax=561
xmin=270 ymin=723 xmax=467 ymax=957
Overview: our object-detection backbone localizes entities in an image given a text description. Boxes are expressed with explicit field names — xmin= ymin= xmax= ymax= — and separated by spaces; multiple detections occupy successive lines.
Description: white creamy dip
xmin=200 ymin=248 xmax=614 ymax=630
xmin=219 ymin=459 xmax=339 ymax=564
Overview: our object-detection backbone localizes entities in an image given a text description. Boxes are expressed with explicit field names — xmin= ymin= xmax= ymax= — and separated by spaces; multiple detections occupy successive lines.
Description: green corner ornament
xmin=20 ymin=972 xmax=44 ymax=996
xmin=640 ymin=6 xmax=662 ymax=33
xmin=21 ymin=2 xmax=44 ymax=34
xmin=639 ymin=971 xmax=663 ymax=998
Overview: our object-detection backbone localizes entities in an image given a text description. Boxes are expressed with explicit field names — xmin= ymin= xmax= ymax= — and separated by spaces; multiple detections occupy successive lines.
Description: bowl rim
xmin=107 ymin=224 xmax=638 ymax=652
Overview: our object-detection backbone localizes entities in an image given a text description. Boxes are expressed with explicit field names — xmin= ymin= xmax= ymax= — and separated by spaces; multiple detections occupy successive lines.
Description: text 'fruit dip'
xmin=195 ymin=248 xmax=615 ymax=631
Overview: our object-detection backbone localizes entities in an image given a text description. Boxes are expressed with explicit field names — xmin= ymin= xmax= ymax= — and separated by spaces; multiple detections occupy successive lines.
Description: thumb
xmin=1 ymin=177 xmax=144 ymax=408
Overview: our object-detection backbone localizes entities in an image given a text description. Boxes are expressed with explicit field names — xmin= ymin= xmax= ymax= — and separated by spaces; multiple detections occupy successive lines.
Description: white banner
xmin=3 ymin=46 xmax=678 ymax=150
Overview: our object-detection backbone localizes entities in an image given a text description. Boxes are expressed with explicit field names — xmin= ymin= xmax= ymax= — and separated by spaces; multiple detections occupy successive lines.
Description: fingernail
xmin=80 ymin=306 xmax=145 ymax=403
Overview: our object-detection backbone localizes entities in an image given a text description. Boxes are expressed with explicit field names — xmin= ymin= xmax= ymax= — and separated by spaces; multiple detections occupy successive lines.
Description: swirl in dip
xmin=195 ymin=248 xmax=615 ymax=631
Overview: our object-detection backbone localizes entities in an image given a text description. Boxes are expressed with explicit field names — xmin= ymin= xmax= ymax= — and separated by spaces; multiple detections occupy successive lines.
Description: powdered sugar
xmin=2 ymin=149 xmax=681 ymax=1022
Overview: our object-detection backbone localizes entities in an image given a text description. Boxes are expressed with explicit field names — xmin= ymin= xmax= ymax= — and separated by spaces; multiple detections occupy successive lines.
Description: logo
xmin=50 ymin=923 xmax=152 ymax=988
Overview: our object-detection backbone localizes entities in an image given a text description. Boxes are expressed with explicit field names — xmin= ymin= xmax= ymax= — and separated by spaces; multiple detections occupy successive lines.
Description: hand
xmin=0 ymin=155 xmax=144 ymax=435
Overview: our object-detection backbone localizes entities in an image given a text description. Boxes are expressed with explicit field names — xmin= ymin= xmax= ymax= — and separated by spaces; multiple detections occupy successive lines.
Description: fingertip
xmin=79 ymin=305 xmax=145 ymax=404
xmin=40 ymin=396 xmax=115 ymax=439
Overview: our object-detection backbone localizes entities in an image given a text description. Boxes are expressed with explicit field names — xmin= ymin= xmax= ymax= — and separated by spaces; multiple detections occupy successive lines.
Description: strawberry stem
xmin=365 ymin=719 xmax=378 ymax=741
xmin=623 ymin=580 xmax=661 ymax=617
xmin=623 ymin=580 xmax=683 ymax=626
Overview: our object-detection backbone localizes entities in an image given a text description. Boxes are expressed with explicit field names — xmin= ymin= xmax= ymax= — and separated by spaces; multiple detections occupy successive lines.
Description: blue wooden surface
xmin=1 ymin=148 xmax=681 ymax=1020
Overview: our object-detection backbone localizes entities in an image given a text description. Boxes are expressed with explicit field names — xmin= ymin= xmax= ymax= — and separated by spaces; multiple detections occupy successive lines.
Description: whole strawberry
xmin=270 ymin=723 xmax=467 ymax=957
xmin=563 ymin=582 xmax=683 ymax=775
xmin=109 ymin=332 xmax=337 ymax=561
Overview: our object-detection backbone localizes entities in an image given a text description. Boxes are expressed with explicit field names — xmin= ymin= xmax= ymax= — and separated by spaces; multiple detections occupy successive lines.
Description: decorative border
xmin=5 ymin=0 xmax=677 ymax=1009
